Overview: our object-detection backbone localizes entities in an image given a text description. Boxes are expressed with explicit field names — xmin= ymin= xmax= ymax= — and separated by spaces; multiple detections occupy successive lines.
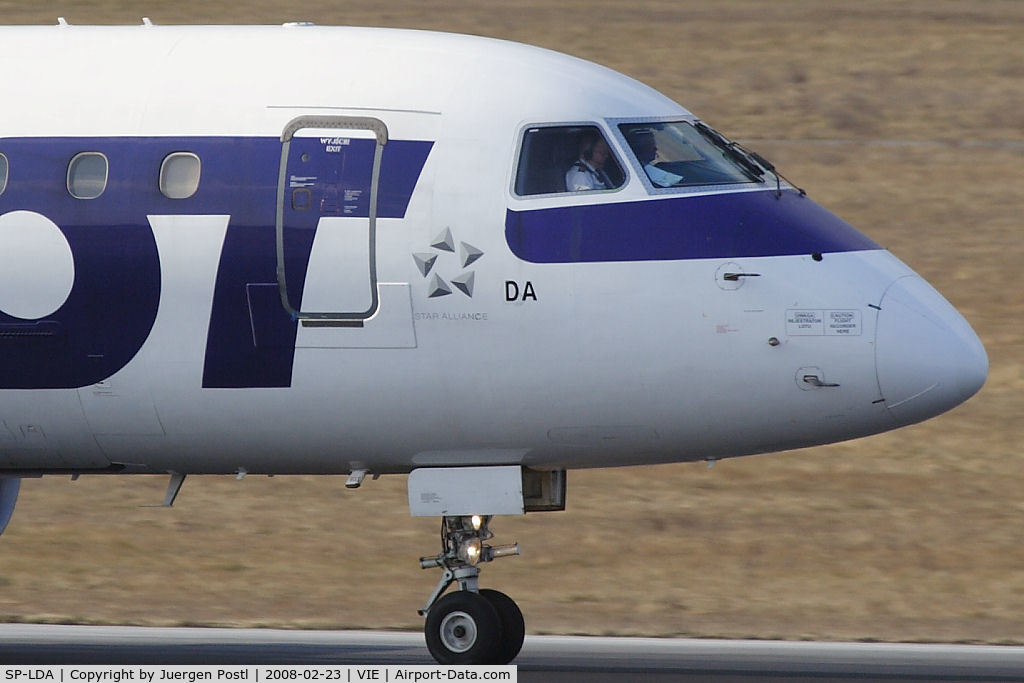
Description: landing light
xmin=470 ymin=515 xmax=483 ymax=530
xmin=459 ymin=538 xmax=483 ymax=565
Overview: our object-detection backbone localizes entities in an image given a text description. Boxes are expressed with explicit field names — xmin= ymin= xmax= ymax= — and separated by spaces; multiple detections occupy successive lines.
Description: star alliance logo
xmin=412 ymin=227 xmax=484 ymax=298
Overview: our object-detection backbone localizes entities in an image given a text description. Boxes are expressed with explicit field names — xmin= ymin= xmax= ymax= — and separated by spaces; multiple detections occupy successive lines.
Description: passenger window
xmin=0 ymin=154 xmax=7 ymax=196
xmin=67 ymin=152 xmax=108 ymax=199
xmin=160 ymin=152 xmax=201 ymax=199
xmin=515 ymin=125 xmax=624 ymax=196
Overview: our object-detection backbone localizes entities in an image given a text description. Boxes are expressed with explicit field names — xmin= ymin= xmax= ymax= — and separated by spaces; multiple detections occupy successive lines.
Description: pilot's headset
xmin=628 ymin=128 xmax=657 ymax=164
xmin=578 ymin=130 xmax=603 ymax=161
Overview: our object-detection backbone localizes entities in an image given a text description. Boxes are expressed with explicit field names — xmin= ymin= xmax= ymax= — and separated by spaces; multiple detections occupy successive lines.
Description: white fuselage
xmin=0 ymin=25 xmax=987 ymax=476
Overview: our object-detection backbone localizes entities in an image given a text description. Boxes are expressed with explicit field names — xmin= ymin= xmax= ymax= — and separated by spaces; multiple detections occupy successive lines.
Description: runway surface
xmin=2 ymin=625 xmax=1024 ymax=681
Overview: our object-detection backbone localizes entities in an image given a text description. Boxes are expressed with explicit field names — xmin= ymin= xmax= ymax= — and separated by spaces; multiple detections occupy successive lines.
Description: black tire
xmin=480 ymin=588 xmax=525 ymax=664
xmin=424 ymin=590 xmax=503 ymax=665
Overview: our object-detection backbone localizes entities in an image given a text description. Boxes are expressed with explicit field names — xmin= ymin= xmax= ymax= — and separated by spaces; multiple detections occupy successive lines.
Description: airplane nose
xmin=875 ymin=275 xmax=988 ymax=427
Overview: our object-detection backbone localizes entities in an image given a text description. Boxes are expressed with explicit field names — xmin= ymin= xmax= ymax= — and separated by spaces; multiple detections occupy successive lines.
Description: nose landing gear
xmin=419 ymin=515 xmax=524 ymax=664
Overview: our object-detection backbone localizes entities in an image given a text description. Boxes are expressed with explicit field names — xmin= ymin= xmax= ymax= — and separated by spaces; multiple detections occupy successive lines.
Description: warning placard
xmin=786 ymin=309 xmax=861 ymax=336
xmin=826 ymin=310 xmax=861 ymax=336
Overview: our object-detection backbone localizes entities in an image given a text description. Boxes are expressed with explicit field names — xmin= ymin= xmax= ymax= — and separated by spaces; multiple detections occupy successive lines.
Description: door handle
xmin=803 ymin=374 xmax=840 ymax=388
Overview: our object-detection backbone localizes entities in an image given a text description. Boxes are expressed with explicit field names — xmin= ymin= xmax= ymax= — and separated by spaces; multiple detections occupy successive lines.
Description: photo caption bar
xmin=0 ymin=667 xmax=516 ymax=683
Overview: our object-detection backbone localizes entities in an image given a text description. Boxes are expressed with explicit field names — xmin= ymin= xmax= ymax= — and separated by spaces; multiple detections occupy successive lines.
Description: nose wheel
xmin=419 ymin=516 xmax=524 ymax=664
xmin=478 ymin=588 xmax=526 ymax=664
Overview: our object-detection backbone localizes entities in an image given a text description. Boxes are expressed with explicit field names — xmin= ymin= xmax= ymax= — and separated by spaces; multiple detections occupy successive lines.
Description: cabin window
xmin=160 ymin=152 xmax=201 ymax=199
xmin=0 ymin=154 xmax=7 ymax=196
xmin=618 ymin=121 xmax=763 ymax=189
xmin=514 ymin=125 xmax=625 ymax=196
xmin=67 ymin=152 xmax=108 ymax=199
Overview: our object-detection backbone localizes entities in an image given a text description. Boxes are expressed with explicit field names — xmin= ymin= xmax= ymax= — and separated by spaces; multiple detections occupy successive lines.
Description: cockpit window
xmin=515 ymin=125 xmax=625 ymax=196
xmin=0 ymin=154 xmax=7 ymax=196
xmin=619 ymin=121 xmax=763 ymax=189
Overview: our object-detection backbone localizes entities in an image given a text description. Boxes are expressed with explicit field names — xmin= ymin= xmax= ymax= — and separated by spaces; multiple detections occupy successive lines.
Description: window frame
xmin=0 ymin=153 xmax=7 ymax=196
xmin=67 ymin=152 xmax=109 ymax=200
xmin=609 ymin=116 xmax=768 ymax=195
xmin=159 ymin=151 xmax=202 ymax=199
xmin=511 ymin=122 xmax=629 ymax=199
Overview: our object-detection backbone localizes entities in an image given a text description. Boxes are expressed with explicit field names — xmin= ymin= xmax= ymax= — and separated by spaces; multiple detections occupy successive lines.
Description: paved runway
xmin=2 ymin=625 xmax=1024 ymax=681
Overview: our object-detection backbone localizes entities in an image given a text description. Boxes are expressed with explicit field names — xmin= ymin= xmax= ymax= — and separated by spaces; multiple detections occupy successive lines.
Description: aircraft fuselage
xmin=0 ymin=25 xmax=986 ymax=478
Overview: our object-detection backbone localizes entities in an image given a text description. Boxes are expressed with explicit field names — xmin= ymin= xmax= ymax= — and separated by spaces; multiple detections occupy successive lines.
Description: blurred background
xmin=1 ymin=1 xmax=1022 ymax=643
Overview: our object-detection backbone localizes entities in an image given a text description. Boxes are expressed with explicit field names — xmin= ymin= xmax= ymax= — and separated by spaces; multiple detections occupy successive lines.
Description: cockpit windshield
xmin=619 ymin=121 xmax=764 ymax=189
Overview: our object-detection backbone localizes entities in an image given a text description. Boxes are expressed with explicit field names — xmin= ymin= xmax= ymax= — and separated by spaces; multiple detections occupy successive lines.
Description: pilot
xmin=565 ymin=131 xmax=614 ymax=191
xmin=628 ymin=128 xmax=683 ymax=187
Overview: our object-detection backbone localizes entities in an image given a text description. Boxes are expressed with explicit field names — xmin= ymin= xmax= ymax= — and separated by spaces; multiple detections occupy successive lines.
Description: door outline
xmin=275 ymin=115 xmax=388 ymax=324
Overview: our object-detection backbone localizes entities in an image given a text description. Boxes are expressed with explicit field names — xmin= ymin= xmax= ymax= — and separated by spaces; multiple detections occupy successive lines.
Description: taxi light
xmin=459 ymin=538 xmax=483 ymax=565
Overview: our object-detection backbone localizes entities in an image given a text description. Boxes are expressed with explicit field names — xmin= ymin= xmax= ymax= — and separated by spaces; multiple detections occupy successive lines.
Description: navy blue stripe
xmin=505 ymin=190 xmax=879 ymax=263
xmin=0 ymin=136 xmax=432 ymax=389
xmin=0 ymin=136 xmax=431 ymax=222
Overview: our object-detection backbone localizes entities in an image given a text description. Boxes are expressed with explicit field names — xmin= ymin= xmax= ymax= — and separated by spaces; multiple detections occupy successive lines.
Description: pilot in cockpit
xmin=627 ymin=128 xmax=684 ymax=188
xmin=565 ymin=131 xmax=614 ymax=191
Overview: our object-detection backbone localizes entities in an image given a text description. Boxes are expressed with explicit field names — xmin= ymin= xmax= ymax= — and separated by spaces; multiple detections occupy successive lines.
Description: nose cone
xmin=875 ymin=276 xmax=988 ymax=426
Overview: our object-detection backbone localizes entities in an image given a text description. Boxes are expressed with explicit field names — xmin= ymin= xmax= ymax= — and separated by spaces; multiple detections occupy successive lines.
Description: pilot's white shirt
xmin=645 ymin=163 xmax=684 ymax=187
xmin=565 ymin=159 xmax=609 ymax=191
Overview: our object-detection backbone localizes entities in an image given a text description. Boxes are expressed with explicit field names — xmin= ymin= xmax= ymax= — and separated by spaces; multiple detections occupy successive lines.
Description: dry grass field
xmin=0 ymin=1 xmax=1022 ymax=643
